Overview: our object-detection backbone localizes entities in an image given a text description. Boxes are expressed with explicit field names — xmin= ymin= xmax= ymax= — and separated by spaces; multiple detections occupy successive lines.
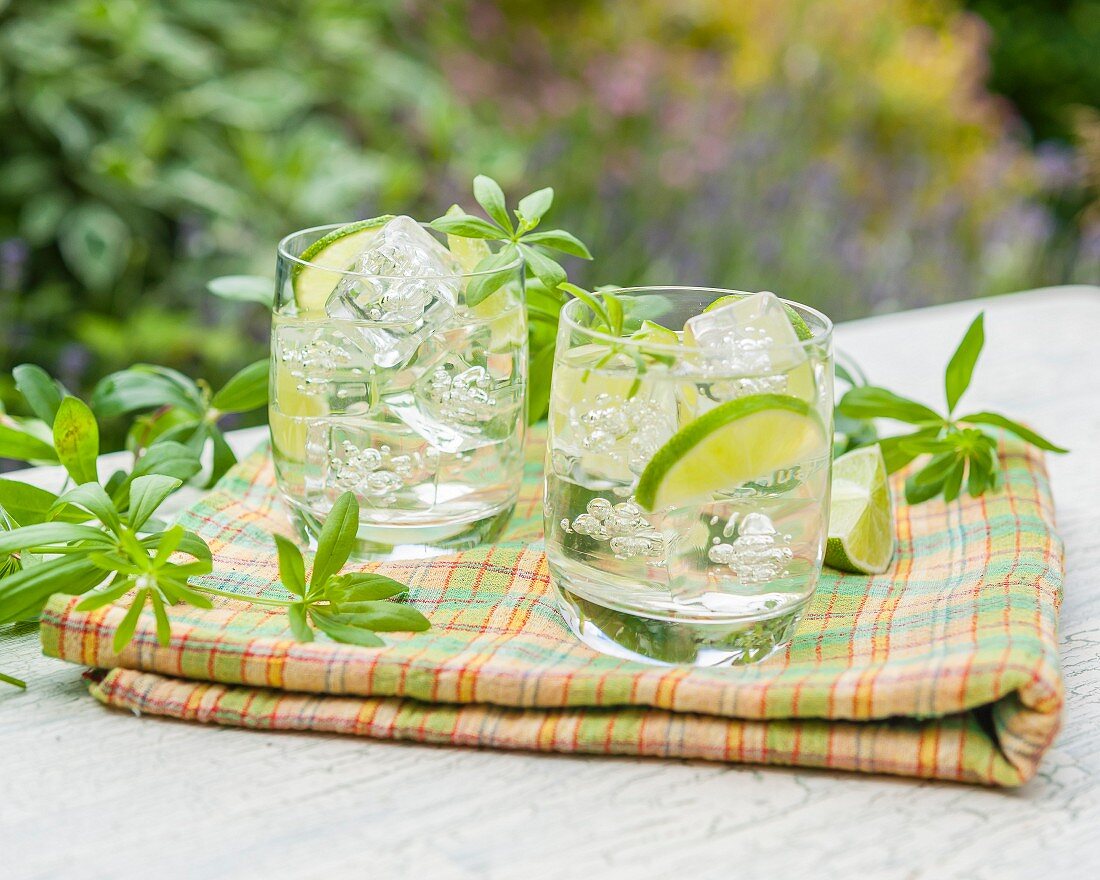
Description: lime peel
xmin=635 ymin=393 xmax=828 ymax=511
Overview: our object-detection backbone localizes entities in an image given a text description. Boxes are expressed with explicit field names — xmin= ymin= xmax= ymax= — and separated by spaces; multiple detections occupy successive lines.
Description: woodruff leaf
xmin=515 ymin=187 xmax=553 ymax=228
xmin=13 ymin=364 xmax=65 ymax=425
xmin=274 ymin=534 xmax=306 ymax=597
xmin=210 ymin=360 xmax=268 ymax=413
xmin=53 ymin=397 xmax=99 ymax=485
xmin=0 ymin=424 xmax=59 ymax=463
xmin=956 ymin=411 xmax=1068 ymax=453
xmin=944 ymin=312 xmax=984 ymax=413
xmin=518 ymin=243 xmax=566 ymax=290
xmin=521 ymin=229 xmax=592 ymax=259
xmin=837 ymin=386 xmax=943 ymax=425
xmin=472 ymin=175 xmax=512 ymax=233
xmin=127 ymin=475 xmax=183 ymax=531
xmin=310 ymin=492 xmax=359 ymax=591
xmin=206 ymin=275 xmax=275 ymax=307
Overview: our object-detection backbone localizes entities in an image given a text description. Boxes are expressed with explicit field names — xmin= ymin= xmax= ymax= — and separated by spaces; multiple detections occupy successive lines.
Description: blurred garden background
xmin=1 ymin=0 xmax=1098 ymax=446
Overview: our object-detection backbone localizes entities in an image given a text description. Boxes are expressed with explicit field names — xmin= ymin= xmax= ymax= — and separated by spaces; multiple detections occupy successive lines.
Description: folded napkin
xmin=40 ymin=427 xmax=1064 ymax=786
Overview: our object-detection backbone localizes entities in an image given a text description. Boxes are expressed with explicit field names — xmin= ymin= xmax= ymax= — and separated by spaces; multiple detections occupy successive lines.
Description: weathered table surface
xmin=2 ymin=286 xmax=1098 ymax=880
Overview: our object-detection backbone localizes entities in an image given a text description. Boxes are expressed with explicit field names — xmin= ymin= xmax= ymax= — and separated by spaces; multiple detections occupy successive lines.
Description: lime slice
xmin=635 ymin=393 xmax=827 ymax=510
xmin=703 ymin=293 xmax=814 ymax=341
xmin=291 ymin=216 xmax=394 ymax=311
xmin=825 ymin=445 xmax=895 ymax=574
xmin=269 ymin=359 xmax=326 ymax=462
xmin=630 ymin=320 xmax=678 ymax=347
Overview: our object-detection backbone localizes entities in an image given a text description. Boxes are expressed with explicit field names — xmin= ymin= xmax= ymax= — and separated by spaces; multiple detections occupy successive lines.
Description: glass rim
xmin=276 ymin=221 xmax=524 ymax=280
xmin=559 ymin=286 xmax=833 ymax=354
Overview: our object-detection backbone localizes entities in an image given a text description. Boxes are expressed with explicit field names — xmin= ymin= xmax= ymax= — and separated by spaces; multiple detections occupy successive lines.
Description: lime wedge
xmin=825 ymin=445 xmax=895 ymax=574
xmin=630 ymin=320 xmax=678 ymax=347
xmin=269 ymin=358 xmax=326 ymax=462
xmin=291 ymin=216 xmax=394 ymax=311
xmin=635 ymin=393 xmax=827 ymax=510
xmin=703 ymin=293 xmax=814 ymax=341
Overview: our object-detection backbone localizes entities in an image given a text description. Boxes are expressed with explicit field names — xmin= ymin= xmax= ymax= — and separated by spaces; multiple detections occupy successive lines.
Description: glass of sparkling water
xmin=270 ymin=216 xmax=526 ymax=559
xmin=544 ymin=287 xmax=833 ymax=665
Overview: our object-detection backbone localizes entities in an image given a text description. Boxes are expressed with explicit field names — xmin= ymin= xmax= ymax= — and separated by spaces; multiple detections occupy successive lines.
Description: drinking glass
xmin=544 ymin=287 xmax=833 ymax=665
xmin=270 ymin=223 xmax=526 ymax=559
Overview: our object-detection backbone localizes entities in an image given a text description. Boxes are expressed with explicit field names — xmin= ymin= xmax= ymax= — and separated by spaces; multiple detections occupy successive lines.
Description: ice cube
xmin=382 ymin=326 xmax=524 ymax=453
xmin=324 ymin=216 xmax=461 ymax=369
xmin=680 ymin=291 xmax=809 ymax=408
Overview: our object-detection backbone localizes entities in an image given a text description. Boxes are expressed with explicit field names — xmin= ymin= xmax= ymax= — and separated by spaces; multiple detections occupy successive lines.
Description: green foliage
xmin=0 ymin=360 xmax=428 ymax=688
xmin=837 ymin=313 xmax=1067 ymax=504
xmin=964 ymin=0 xmax=1100 ymax=143
xmin=1 ymin=0 xmax=1096 ymax=441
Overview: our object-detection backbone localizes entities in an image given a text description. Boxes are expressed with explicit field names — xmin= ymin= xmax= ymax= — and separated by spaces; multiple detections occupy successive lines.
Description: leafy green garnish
xmin=837 ymin=312 xmax=1066 ymax=503
xmin=91 ymin=360 xmax=268 ymax=487
xmin=430 ymin=174 xmax=592 ymax=307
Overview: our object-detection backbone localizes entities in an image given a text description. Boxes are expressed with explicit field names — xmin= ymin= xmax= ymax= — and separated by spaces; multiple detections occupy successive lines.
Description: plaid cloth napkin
xmin=40 ymin=427 xmax=1064 ymax=786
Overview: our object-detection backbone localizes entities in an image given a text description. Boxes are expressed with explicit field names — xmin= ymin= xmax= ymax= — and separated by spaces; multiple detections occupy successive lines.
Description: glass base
xmin=552 ymin=576 xmax=807 ymax=667
xmin=285 ymin=498 xmax=516 ymax=561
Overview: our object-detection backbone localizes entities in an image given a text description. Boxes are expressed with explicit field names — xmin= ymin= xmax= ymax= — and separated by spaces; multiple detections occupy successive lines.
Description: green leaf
xmin=210 ymin=360 xmax=268 ymax=413
xmin=518 ymin=244 xmax=566 ymax=290
xmin=520 ymin=229 xmax=592 ymax=259
xmin=157 ymin=577 xmax=214 ymax=609
xmin=942 ymin=458 xmax=966 ymax=502
xmin=274 ymin=534 xmax=306 ymax=597
xmin=76 ymin=577 xmax=133 ymax=611
xmin=91 ymin=366 xmax=204 ymax=419
xmin=150 ymin=591 xmax=172 ymax=646
xmin=0 ymin=423 xmax=59 ymax=463
xmin=53 ymin=398 xmax=99 ymax=485
xmin=326 ymin=572 xmax=408 ymax=602
xmin=602 ymin=290 xmax=624 ymax=337
xmin=472 ymin=175 xmax=512 ymax=233
xmin=559 ymin=282 xmax=610 ymax=330
xmin=131 ymin=440 xmax=202 ymax=482
xmin=287 ymin=602 xmax=313 ymax=641
xmin=0 ymin=555 xmax=107 ymax=625
xmin=13 ymin=364 xmax=65 ymax=425
xmin=464 ymin=246 xmax=521 ymax=307
xmin=429 ymin=214 xmax=502 ymax=240
xmin=175 ymin=530 xmax=212 ymax=564
xmin=206 ymin=275 xmax=274 ymax=306
xmin=55 ymin=483 xmax=120 ymax=534
xmin=0 ymin=480 xmax=87 ymax=526
xmin=207 ymin=427 xmax=237 ymax=486
xmin=956 ymin=412 xmax=1067 ymax=453
xmin=309 ymin=610 xmax=384 ymax=647
xmin=837 ymin=386 xmax=944 ymax=425
xmin=0 ymin=522 xmax=113 ymax=555
xmin=310 ymin=492 xmax=359 ymax=591
xmin=913 ymin=451 xmax=960 ymax=487
xmin=128 ymin=475 xmax=183 ymax=531
xmin=112 ymin=589 xmax=149 ymax=654
xmin=944 ymin=313 xmax=984 ymax=413
xmin=515 ymin=187 xmax=553 ymax=228
xmin=325 ymin=601 xmax=430 ymax=632
xmin=877 ymin=427 xmax=941 ymax=473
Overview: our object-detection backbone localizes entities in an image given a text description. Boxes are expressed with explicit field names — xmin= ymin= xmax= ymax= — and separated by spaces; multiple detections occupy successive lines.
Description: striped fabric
xmin=39 ymin=428 xmax=1064 ymax=786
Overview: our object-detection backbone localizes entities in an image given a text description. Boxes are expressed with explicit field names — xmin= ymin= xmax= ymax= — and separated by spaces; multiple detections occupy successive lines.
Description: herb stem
xmin=191 ymin=585 xmax=294 ymax=607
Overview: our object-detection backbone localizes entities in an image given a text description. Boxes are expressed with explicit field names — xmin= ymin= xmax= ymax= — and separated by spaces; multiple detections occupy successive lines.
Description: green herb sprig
xmin=430 ymin=175 xmax=592 ymax=306
xmin=837 ymin=313 xmax=1067 ymax=503
xmin=91 ymin=360 xmax=269 ymax=488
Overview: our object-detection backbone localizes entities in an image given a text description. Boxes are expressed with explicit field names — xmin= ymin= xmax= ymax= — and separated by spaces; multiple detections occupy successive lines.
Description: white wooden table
xmin=2 ymin=286 xmax=1099 ymax=880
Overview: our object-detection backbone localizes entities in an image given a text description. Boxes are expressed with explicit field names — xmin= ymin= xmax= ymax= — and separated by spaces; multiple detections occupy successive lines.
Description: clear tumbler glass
xmin=544 ymin=287 xmax=833 ymax=665
xmin=270 ymin=221 xmax=526 ymax=559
